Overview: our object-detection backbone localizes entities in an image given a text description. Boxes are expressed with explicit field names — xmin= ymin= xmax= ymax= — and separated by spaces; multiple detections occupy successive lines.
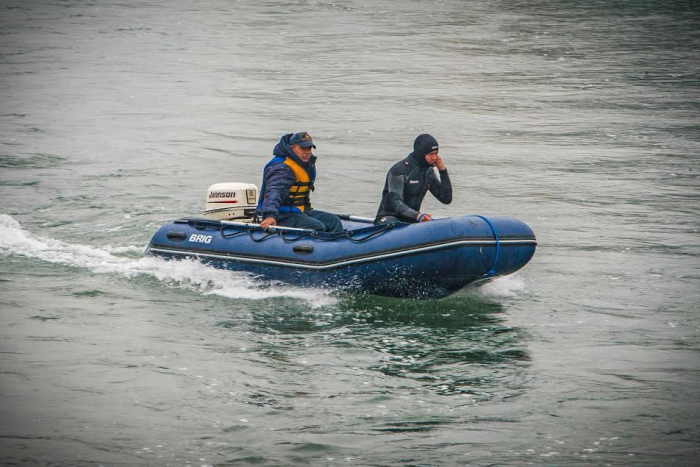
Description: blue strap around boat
xmin=471 ymin=215 xmax=500 ymax=276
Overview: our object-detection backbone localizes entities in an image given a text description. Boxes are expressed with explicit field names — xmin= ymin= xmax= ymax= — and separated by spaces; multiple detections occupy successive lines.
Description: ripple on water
xmin=0 ymin=153 xmax=67 ymax=169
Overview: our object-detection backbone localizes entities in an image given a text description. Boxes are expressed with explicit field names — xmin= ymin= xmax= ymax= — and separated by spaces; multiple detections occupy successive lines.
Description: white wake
xmin=0 ymin=214 xmax=336 ymax=307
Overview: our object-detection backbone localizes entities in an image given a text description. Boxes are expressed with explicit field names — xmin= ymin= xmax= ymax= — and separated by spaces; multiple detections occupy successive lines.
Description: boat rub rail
xmin=149 ymin=236 xmax=536 ymax=269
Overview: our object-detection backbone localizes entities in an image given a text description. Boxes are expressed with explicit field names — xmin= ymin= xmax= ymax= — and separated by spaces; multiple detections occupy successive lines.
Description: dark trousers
xmin=278 ymin=209 xmax=343 ymax=233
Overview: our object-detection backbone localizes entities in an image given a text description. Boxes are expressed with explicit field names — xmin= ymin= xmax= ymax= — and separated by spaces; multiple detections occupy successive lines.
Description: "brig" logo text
xmin=189 ymin=234 xmax=213 ymax=244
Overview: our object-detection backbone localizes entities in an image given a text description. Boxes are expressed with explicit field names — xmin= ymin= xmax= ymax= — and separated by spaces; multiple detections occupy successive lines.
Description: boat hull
xmin=144 ymin=215 xmax=537 ymax=299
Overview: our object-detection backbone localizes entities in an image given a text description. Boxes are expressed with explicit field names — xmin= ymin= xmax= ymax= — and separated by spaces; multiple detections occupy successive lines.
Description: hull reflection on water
xmin=236 ymin=292 xmax=529 ymax=400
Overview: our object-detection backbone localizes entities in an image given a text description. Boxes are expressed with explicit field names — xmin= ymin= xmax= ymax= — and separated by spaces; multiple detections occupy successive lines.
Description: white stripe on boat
xmin=148 ymin=239 xmax=536 ymax=270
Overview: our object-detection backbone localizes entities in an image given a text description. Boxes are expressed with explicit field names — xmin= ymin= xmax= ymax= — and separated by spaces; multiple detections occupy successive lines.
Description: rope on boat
xmin=247 ymin=229 xmax=279 ymax=242
xmin=220 ymin=227 xmax=249 ymax=239
xmin=471 ymin=215 xmax=500 ymax=276
xmin=239 ymin=222 xmax=396 ymax=243
xmin=311 ymin=223 xmax=395 ymax=243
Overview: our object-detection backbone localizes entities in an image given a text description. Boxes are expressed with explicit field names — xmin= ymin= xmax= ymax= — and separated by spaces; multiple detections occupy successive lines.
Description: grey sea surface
xmin=1 ymin=0 xmax=699 ymax=465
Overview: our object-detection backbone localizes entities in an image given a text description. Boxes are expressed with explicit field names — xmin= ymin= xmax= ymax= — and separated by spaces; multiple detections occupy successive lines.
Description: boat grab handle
xmin=471 ymin=215 xmax=500 ymax=277
xmin=292 ymin=245 xmax=314 ymax=255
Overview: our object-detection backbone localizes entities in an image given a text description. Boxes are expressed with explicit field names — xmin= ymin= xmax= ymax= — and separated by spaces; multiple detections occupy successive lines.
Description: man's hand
xmin=259 ymin=217 xmax=277 ymax=230
xmin=417 ymin=212 xmax=433 ymax=222
xmin=433 ymin=155 xmax=446 ymax=171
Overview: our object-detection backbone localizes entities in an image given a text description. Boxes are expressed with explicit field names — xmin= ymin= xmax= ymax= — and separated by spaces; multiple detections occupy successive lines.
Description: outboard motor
xmin=203 ymin=183 xmax=258 ymax=221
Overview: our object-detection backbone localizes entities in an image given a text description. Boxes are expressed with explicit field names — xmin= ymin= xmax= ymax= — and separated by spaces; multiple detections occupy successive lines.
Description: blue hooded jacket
xmin=257 ymin=134 xmax=317 ymax=220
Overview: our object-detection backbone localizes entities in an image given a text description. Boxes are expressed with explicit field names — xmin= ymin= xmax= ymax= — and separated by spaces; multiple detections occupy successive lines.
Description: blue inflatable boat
xmin=144 ymin=214 xmax=536 ymax=299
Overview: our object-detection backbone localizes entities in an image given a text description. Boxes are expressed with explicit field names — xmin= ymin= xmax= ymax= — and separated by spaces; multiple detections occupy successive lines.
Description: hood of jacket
xmin=273 ymin=133 xmax=317 ymax=168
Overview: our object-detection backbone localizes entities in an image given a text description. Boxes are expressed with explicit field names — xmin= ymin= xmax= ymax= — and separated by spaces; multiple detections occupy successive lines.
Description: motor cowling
xmin=203 ymin=183 xmax=258 ymax=221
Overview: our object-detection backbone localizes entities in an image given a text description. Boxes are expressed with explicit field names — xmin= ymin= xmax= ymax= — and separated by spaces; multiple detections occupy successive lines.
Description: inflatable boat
xmin=143 ymin=183 xmax=537 ymax=299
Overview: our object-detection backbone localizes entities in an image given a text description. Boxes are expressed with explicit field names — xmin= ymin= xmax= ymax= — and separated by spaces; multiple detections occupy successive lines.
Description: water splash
xmin=103 ymin=244 xmax=146 ymax=254
xmin=0 ymin=214 xmax=336 ymax=307
xmin=478 ymin=274 xmax=527 ymax=297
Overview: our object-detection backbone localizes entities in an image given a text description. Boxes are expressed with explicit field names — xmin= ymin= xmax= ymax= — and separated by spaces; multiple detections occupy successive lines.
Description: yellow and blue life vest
xmin=260 ymin=156 xmax=315 ymax=213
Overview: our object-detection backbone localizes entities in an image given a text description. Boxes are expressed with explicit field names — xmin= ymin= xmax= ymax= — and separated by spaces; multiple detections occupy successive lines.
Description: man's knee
xmin=278 ymin=213 xmax=325 ymax=231
xmin=310 ymin=210 xmax=343 ymax=233
xmin=303 ymin=216 xmax=327 ymax=231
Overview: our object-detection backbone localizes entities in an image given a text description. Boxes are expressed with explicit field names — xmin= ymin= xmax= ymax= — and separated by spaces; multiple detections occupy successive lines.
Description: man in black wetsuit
xmin=375 ymin=134 xmax=452 ymax=224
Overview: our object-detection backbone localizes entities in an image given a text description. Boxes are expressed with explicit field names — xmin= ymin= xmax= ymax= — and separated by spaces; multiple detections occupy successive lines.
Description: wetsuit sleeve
xmin=428 ymin=168 xmax=452 ymax=205
xmin=386 ymin=172 xmax=419 ymax=221
xmin=261 ymin=164 xmax=295 ymax=220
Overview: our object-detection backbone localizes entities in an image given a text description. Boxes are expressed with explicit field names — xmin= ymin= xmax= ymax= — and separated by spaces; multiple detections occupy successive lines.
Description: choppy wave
xmin=0 ymin=152 xmax=66 ymax=169
xmin=0 ymin=214 xmax=336 ymax=306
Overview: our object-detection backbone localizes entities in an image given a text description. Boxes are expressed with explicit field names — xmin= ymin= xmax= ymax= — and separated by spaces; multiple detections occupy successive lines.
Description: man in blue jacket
xmin=257 ymin=132 xmax=343 ymax=233
xmin=375 ymin=134 xmax=452 ymax=224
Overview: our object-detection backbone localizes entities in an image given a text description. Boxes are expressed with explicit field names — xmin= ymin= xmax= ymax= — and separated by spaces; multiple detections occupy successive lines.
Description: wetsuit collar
xmin=408 ymin=151 xmax=431 ymax=169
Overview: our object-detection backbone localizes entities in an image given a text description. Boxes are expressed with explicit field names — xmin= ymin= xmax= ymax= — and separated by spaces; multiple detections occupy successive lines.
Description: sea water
xmin=1 ymin=1 xmax=699 ymax=465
